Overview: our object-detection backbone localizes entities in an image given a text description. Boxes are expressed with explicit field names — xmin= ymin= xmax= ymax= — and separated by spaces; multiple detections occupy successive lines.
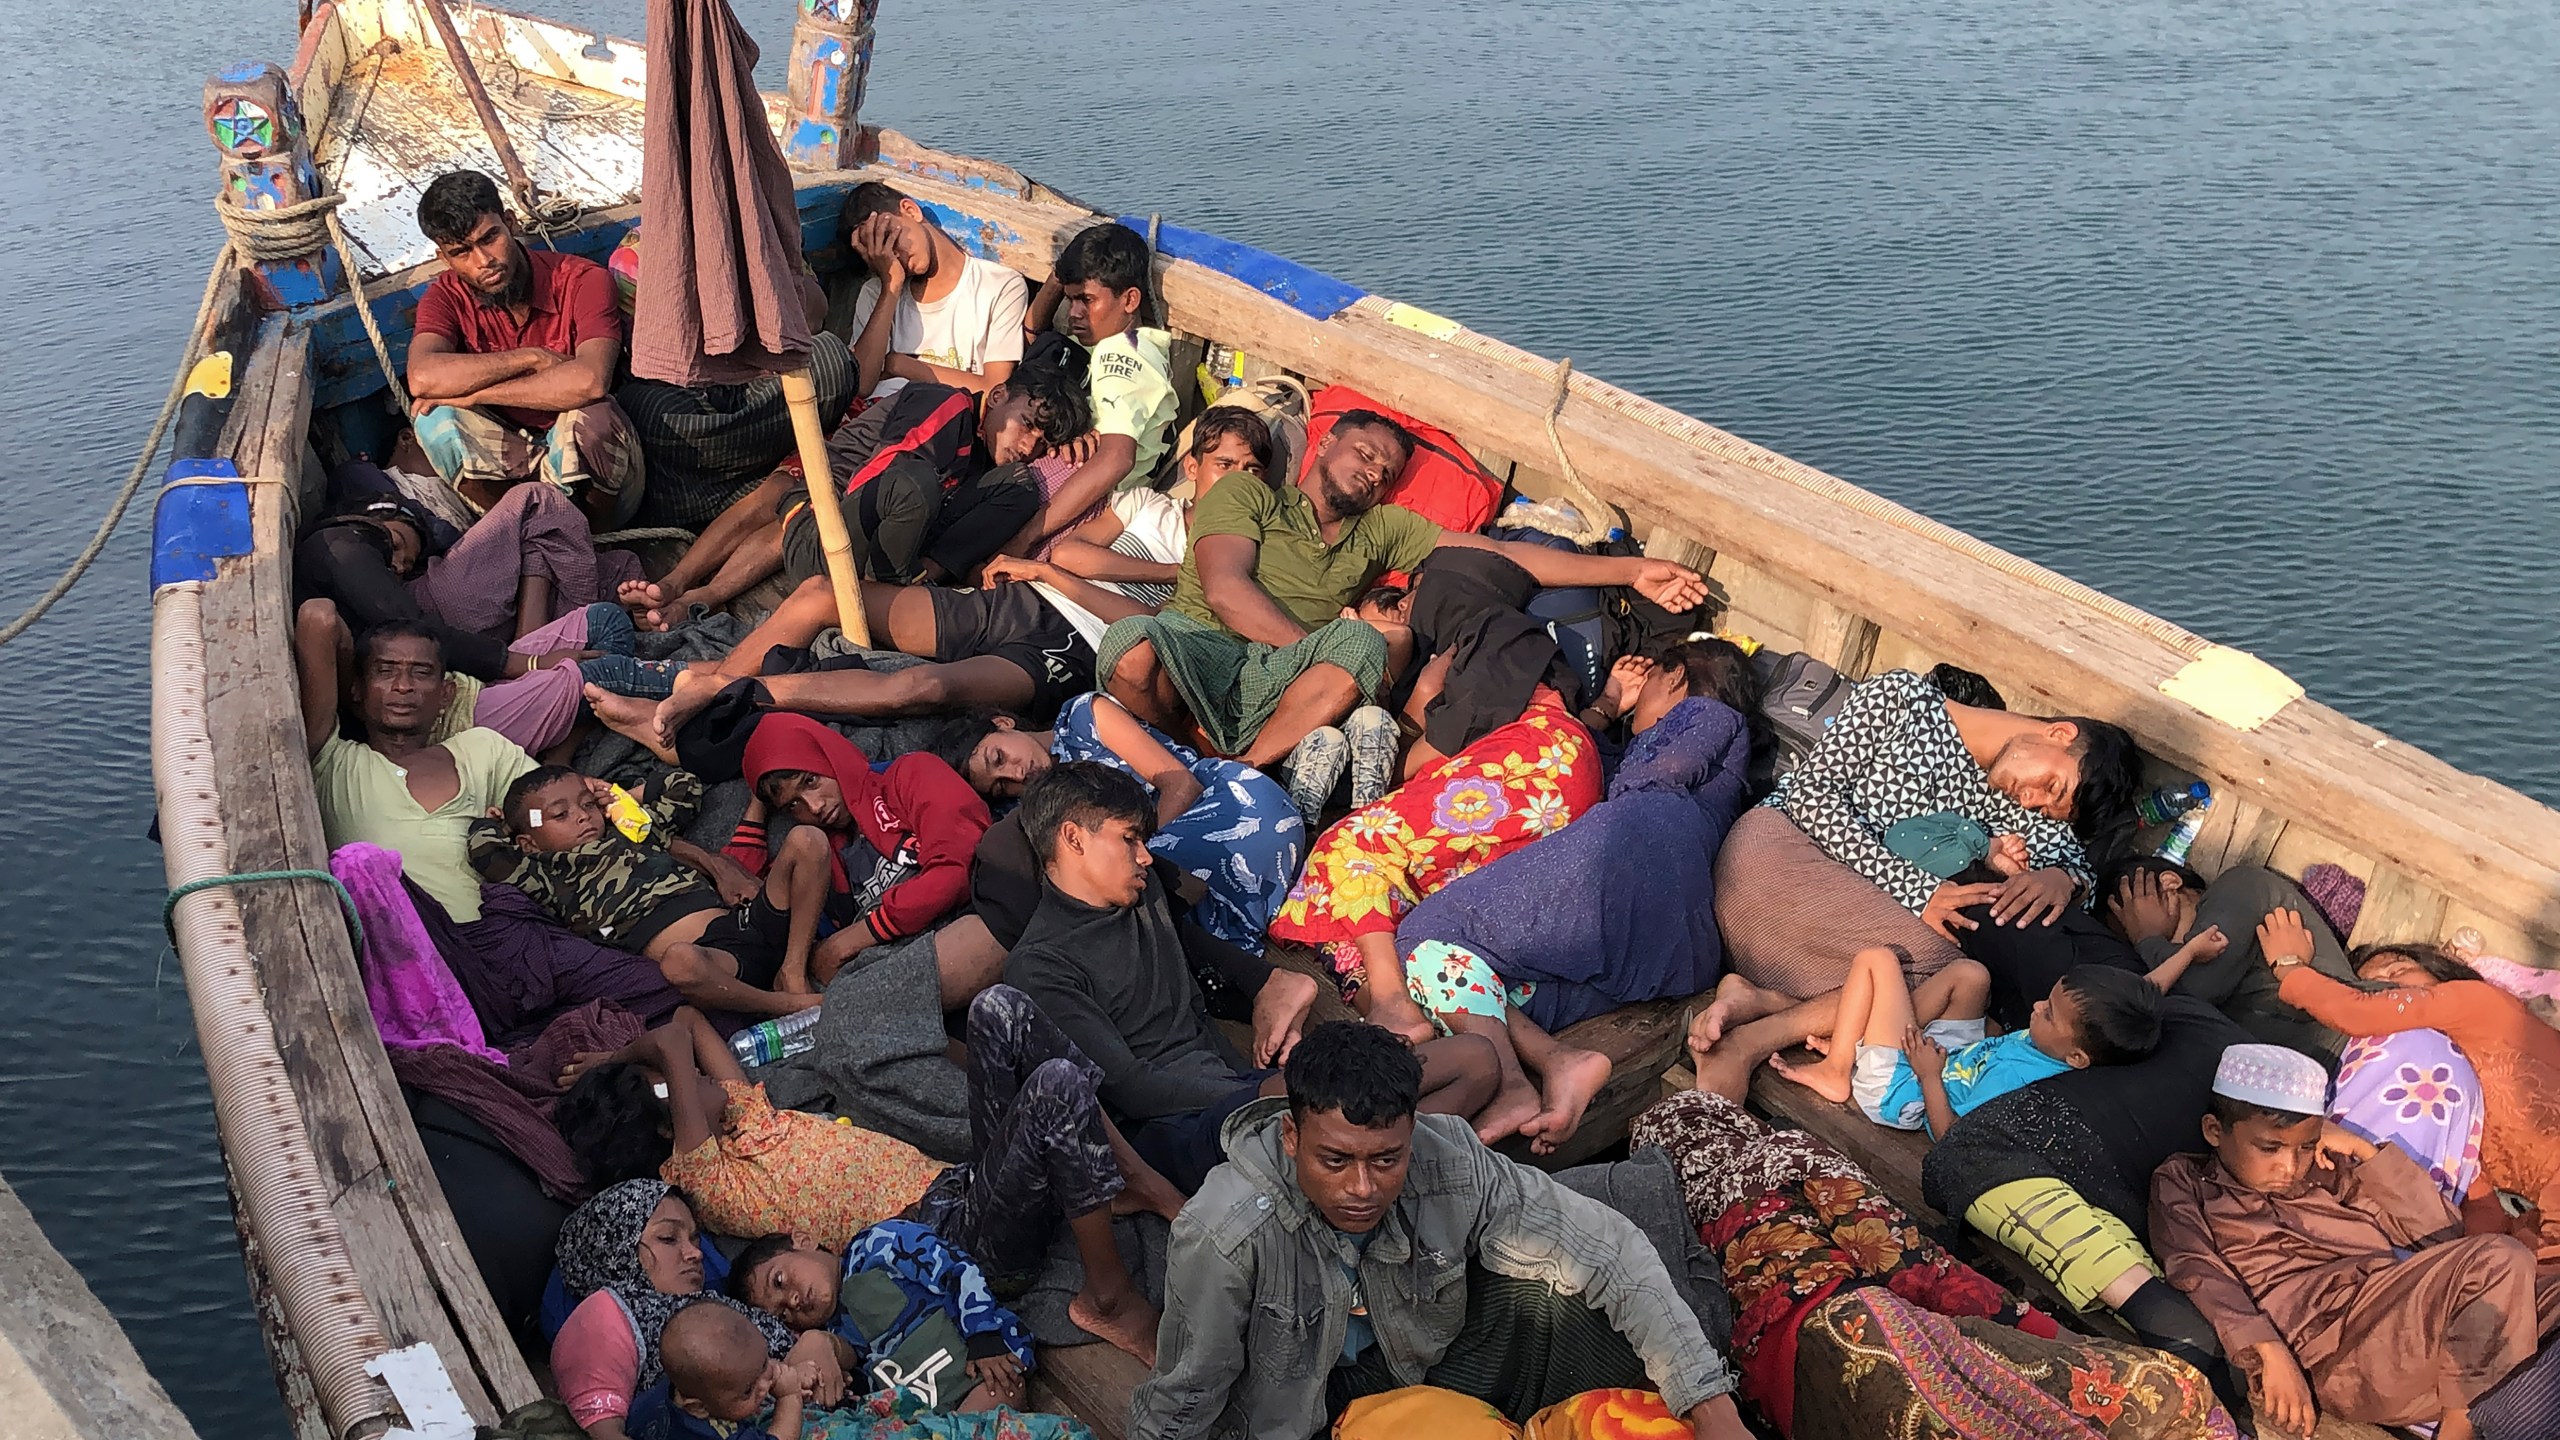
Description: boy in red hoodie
xmin=728 ymin=713 xmax=990 ymax=990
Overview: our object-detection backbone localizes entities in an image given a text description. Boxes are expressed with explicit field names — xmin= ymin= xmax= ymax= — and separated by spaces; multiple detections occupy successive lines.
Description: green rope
xmin=164 ymin=869 xmax=365 ymax=954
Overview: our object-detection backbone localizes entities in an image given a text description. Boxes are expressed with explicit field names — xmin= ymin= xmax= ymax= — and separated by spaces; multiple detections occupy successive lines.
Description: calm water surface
xmin=3 ymin=0 xmax=2553 ymax=1431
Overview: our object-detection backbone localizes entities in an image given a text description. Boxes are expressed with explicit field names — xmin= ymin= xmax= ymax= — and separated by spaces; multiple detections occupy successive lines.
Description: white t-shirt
xmin=1033 ymin=487 xmax=1190 ymax=648
xmin=846 ymin=255 xmax=1030 ymax=398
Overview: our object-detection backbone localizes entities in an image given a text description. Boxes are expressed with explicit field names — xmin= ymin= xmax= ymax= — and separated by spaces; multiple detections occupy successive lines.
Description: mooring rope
xmin=165 ymin=868 xmax=366 ymax=954
xmin=0 ymin=195 xmax=410 ymax=649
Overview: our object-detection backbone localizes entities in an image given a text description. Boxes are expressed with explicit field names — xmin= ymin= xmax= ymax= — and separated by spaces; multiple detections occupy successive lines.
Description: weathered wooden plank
xmin=2345 ymin=865 xmax=2451 ymax=952
xmin=1803 ymin=604 xmax=1882 ymax=680
xmin=1498 ymin=1000 xmax=1691 ymax=1171
xmin=1027 ymin=1344 xmax=1142 ymax=1440
xmin=2185 ymin=794 xmax=2289 ymax=877
xmin=199 ymin=316 xmax=538 ymax=1421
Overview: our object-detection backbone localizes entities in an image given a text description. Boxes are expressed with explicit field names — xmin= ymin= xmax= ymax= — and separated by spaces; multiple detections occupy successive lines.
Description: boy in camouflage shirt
xmin=468 ymin=767 xmax=827 ymax=1017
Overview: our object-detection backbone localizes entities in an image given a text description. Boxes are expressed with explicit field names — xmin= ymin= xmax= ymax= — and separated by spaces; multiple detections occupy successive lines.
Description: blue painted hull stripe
xmin=151 ymin=459 xmax=252 ymax=589
xmin=1116 ymin=215 xmax=1366 ymax=320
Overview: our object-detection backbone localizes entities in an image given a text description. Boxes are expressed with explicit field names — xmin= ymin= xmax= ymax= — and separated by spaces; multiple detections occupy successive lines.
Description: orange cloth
xmin=1332 ymin=1386 xmax=1683 ymax=1440
xmin=2279 ymin=969 xmax=2560 ymax=1245
xmin=659 ymin=1080 xmax=945 ymax=1249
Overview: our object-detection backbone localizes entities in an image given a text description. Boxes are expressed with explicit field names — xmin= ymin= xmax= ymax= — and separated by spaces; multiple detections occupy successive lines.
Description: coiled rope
xmin=0 ymin=193 xmax=408 ymax=649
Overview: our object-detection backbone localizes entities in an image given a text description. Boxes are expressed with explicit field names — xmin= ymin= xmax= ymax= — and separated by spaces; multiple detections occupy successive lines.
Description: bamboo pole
xmin=779 ymin=367 xmax=872 ymax=647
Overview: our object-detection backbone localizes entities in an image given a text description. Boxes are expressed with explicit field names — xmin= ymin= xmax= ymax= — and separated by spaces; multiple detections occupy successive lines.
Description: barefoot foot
xmin=618 ymin=578 xmax=669 ymax=630
xmin=1357 ymin=988 xmax=1439 ymax=1048
xmin=1068 ymin=1289 xmax=1161 ymax=1368
xmin=1472 ymin=1075 xmax=1545 ymax=1146
xmin=649 ymin=665 xmax=726 ymax=748
xmin=1690 ymin=972 xmax=1782 ymax=1056
xmin=1521 ymin=1046 xmax=1614 ymax=1156
xmin=1768 ymin=1052 xmax=1855 ymax=1105
xmin=583 ymin=683 xmax=678 ymax=764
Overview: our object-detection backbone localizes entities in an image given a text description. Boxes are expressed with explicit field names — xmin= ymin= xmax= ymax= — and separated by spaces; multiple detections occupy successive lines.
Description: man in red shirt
xmin=407 ymin=171 xmax=643 ymax=528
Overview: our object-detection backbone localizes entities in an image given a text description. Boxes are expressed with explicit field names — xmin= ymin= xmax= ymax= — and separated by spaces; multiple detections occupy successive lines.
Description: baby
xmin=469 ymin=766 xmax=830 ymax=1015
xmin=636 ymin=1301 xmax=816 ymax=1440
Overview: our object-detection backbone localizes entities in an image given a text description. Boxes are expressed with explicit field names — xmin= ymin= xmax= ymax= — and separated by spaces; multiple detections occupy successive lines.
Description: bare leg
xmin=583 ymin=683 xmax=679 ymax=764
xmin=764 ymin=825 xmax=831 ymax=993
xmin=514 ymin=571 xmax=555 ymax=639
xmin=1414 ymin=1032 xmax=1501 ymax=1119
xmin=1509 ymin=1008 xmax=1614 ymax=1157
xmin=932 ymin=916 xmax=1007 ymax=1010
xmin=757 ymin=654 xmax=1034 ymax=723
xmin=1106 ymin=639 xmax=1187 ymax=734
xmin=1347 ymin=932 xmax=1437 ymax=1045
xmin=1064 ymin=1209 xmax=1159 ymax=1366
xmin=625 ymin=475 xmax=787 ymax=627
xmin=1237 ymin=663 xmax=1361 ymax=769
xmin=1689 ymin=971 xmax=1796 ymax=1055
xmin=1771 ymin=946 xmax=1916 ymax=1104
xmin=1102 ymin=1113 xmax=1184 ymax=1223
xmin=654 ymin=941 xmax=822 ymax=1017
xmin=1442 ymin=1011 xmax=1544 ymax=1147
xmin=1689 ymin=991 xmax=1843 ymax=1102
xmin=655 ymin=521 xmax=783 ymax=623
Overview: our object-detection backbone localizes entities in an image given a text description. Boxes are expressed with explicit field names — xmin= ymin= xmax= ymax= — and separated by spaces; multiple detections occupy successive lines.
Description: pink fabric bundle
xmin=332 ymin=841 xmax=506 ymax=1063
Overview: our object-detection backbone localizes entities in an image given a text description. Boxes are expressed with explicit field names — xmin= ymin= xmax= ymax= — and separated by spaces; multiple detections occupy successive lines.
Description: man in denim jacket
xmin=1130 ymin=1023 xmax=1746 ymax=1439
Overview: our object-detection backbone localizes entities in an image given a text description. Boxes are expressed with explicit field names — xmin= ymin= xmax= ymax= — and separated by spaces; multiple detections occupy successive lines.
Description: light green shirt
xmin=1168 ymin=472 xmax=1442 ymax=635
xmin=312 ymin=727 xmax=537 ymax=921
xmin=1088 ymin=326 xmax=1178 ymax=489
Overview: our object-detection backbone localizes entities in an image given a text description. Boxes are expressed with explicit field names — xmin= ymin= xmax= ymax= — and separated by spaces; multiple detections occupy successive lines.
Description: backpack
xmin=1751 ymin=649 xmax=1854 ymax=783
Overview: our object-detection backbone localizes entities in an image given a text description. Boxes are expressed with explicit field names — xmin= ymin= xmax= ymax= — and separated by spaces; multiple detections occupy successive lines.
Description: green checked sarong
xmin=1094 ymin=610 xmax=1388 ymax=755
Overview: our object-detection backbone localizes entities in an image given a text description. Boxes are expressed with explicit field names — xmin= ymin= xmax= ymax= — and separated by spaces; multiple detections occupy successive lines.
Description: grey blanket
xmin=752 ymin=931 xmax=972 ymax=1162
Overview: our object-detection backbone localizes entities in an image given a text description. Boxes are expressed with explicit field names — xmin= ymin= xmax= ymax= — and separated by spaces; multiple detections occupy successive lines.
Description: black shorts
xmin=696 ymin=892 xmax=795 ymax=991
xmin=924 ymin=583 xmax=1096 ymax=722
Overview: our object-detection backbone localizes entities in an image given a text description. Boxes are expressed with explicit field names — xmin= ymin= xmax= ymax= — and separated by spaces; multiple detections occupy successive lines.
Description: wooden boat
xmin=147 ymin=0 xmax=2552 ymax=1435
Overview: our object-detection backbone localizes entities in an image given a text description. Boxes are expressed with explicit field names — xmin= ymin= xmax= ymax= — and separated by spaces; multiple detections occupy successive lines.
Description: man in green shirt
xmin=1093 ymin=409 xmax=1706 ymax=769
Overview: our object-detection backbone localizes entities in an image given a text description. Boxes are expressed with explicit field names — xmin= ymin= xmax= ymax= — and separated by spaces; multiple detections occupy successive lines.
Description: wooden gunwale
xmin=161 ymin=5 xmax=2554 ymax=1435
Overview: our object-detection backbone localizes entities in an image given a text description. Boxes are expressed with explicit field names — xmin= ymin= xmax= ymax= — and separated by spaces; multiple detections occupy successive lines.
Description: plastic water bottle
xmin=2134 ymin=781 xmax=2210 ymax=828
xmin=2156 ymin=795 xmax=2212 ymax=865
xmin=730 ymin=1008 xmax=822 ymax=1068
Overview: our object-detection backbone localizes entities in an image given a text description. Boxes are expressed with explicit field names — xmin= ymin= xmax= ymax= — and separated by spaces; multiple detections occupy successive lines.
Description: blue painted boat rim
xmin=1116 ymin=213 xmax=1368 ymax=321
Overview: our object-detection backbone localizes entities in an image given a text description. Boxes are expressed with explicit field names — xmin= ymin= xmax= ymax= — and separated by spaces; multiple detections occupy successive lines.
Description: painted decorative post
xmin=204 ymin=60 xmax=342 ymax=309
xmin=781 ymin=0 xmax=878 ymax=171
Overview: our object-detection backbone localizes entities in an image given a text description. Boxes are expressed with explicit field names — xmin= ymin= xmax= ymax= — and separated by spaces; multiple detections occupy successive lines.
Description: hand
xmin=1985 ymin=833 xmax=2031 ymax=877
xmin=773 ymin=1356 xmax=820 ymax=1404
xmin=785 ymin=1331 xmax=845 ymax=1406
xmin=706 ymin=855 xmax=762 ymax=907
xmin=1627 ymin=560 xmax=1708 ymax=613
xmin=1597 ymin=654 xmax=1654 ymax=719
xmin=1988 ymin=867 xmax=2076 ymax=927
xmin=966 ymin=1353 xmax=1026 ymax=1407
xmin=1687 ymin=1393 xmax=1752 ymax=1440
xmin=2256 ymin=908 xmax=2318 ymax=971
xmin=1252 ymin=969 xmax=1320 ymax=1067
xmin=2250 ymin=1339 xmax=2319 ymax=1438
xmin=2182 ymin=924 xmax=2230 ymax=965
xmin=2107 ymin=868 xmax=2194 ymax=944
xmin=514 ymin=346 xmax=566 ymax=373
xmin=1904 ymin=1022 xmax=1949 ymax=1079
xmin=851 ymin=214 xmax=907 ymax=289
xmin=1920 ymin=880 xmax=2001 ymax=940
xmin=979 ymin=554 xmax=1053 ymax=587
xmin=1051 ymin=432 xmax=1100 ymax=466
xmin=557 ymin=1048 xmax=617 ymax=1086
xmin=2315 ymin=1120 xmax=2377 ymax=1171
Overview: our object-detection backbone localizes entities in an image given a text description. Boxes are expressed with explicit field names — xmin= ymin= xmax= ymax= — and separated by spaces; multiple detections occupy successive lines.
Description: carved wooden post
xmin=204 ymin=60 xmax=342 ymax=309
xmin=781 ymin=0 xmax=877 ymax=171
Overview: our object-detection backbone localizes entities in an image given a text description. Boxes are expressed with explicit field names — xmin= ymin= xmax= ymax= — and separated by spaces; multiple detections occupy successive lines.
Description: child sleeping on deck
xmin=728 ymin=1222 xmax=1034 ymax=1414
xmin=467 ymin=765 xmax=829 ymax=1017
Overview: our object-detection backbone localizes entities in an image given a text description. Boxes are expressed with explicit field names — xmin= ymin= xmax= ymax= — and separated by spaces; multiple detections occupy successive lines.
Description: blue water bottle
xmin=2134 ymin=781 xmax=2210 ymax=828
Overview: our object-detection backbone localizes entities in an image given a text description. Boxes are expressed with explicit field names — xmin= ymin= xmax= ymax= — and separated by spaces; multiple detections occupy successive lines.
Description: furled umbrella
xmin=628 ymin=0 xmax=869 ymax=644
